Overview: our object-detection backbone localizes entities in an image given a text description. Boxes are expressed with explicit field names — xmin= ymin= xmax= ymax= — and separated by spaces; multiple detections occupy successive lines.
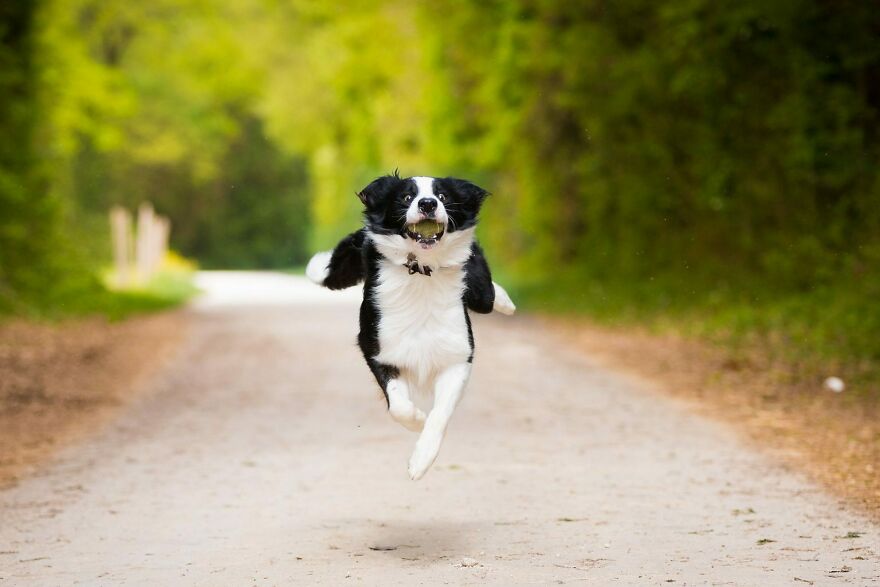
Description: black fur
xmin=357 ymin=240 xmax=399 ymax=405
xmin=324 ymin=228 xmax=367 ymax=290
xmin=433 ymin=177 xmax=488 ymax=233
xmin=318 ymin=174 xmax=496 ymax=402
xmin=357 ymin=173 xmax=409 ymax=235
xmin=463 ymin=242 xmax=495 ymax=314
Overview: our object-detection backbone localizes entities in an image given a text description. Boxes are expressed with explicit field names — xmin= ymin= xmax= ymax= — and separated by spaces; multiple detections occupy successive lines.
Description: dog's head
xmin=358 ymin=173 xmax=488 ymax=250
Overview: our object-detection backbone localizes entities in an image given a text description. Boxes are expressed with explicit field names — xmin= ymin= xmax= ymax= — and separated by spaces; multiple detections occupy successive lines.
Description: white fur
xmin=492 ymin=281 xmax=516 ymax=315
xmin=406 ymin=176 xmax=448 ymax=229
xmin=412 ymin=176 xmax=435 ymax=198
xmin=370 ymin=227 xmax=475 ymax=274
xmin=370 ymin=233 xmax=474 ymax=390
xmin=386 ymin=379 xmax=426 ymax=431
xmin=368 ymin=227 xmax=482 ymax=480
xmin=306 ymin=251 xmax=332 ymax=284
xmin=408 ymin=362 xmax=471 ymax=480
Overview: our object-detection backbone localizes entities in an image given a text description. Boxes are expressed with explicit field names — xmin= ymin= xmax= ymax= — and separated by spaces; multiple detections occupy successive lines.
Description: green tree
xmin=0 ymin=0 xmax=62 ymax=311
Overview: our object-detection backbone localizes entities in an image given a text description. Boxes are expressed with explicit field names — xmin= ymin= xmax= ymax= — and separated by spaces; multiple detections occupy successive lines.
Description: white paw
xmin=305 ymin=251 xmax=332 ymax=284
xmin=389 ymin=403 xmax=426 ymax=432
xmin=492 ymin=282 xmax=516 ymax=315
xmin=408 ymin=434 xmax=441 ymax=480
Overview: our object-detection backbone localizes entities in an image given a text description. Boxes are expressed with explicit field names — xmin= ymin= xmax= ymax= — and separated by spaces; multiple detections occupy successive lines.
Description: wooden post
xmin=109 ymin=206 xmax=132 ymax=287
xmin=155 ymin=216 xmax=170 ymax=271
xmin=136 ymin=202 xmax=155 ymax=283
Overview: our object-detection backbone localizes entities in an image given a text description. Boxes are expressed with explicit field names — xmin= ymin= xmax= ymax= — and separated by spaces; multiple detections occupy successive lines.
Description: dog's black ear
xmin=449 ymin=178 xmax=489 ymax=210
xmin=357 ymin=174 xmax=401 ymax=208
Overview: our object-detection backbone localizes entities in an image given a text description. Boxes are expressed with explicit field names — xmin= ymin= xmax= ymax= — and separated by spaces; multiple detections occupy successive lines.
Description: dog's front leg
xmin=408 ymin=363 xmax=472 ymax=480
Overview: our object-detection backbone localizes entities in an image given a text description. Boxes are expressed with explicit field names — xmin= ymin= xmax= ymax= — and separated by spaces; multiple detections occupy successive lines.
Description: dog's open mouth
xmin=406 ymin=219 xmax=445 ymax=248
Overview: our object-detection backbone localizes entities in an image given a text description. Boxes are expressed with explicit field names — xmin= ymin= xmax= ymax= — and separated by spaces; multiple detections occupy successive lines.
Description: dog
xmin=306 ymin=173 xmax=515 ymax=479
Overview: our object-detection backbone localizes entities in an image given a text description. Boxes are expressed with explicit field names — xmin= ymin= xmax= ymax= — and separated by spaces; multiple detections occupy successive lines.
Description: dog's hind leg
xmin=365 ymin=359 xmax=425 ymax=432
xmin=386 ymin=378 xmax=426 ymax=432
xmin=408 ymin=362 xmax=472 ymax=480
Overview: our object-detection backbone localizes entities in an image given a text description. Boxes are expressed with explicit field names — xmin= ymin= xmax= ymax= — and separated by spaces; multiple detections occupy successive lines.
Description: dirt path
xmin=1 ymin=272 xmax=877 ymax=586
xmin=0 ymin=311 xmax=187 ymax=487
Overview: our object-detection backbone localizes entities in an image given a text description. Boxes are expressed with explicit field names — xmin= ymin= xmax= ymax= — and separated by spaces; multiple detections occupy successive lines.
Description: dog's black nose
xmin=418 ymin=198 xmax=438 ymax=214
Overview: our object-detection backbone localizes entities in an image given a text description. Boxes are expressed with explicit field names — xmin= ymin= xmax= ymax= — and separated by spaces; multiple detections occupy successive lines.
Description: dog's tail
xmin=306 ymin=251 xmax=333 ymax=286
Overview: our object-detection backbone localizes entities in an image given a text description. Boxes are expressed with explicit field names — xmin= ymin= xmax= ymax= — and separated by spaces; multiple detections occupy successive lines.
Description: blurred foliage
xmin=406 ymin=0 xmax=880 ymax=384
xmin=1 ymin=0 xmax=878 ymax=383
xmin=38 ymin=0 xmax=310 ymax=269
xmin=0 ymin=1 xmax=63 ymax=313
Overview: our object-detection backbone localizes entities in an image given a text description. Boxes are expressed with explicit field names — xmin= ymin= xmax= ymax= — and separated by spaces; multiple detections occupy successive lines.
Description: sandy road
xmin=1 ymin=271 xmax=878 ymax=586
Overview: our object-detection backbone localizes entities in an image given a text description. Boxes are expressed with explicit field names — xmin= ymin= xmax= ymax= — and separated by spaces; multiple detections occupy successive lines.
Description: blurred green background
xmin=1 ymin=1 xmax=878 ymax=387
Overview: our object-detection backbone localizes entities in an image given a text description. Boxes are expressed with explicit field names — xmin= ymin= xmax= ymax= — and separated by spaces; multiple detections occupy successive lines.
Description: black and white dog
xmin=306 ymin=174 xmax=515 ymax=479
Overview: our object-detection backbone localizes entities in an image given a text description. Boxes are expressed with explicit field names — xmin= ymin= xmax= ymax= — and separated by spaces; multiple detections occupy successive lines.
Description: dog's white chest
xmin=374 ymin=260 xmax=471 ymax=386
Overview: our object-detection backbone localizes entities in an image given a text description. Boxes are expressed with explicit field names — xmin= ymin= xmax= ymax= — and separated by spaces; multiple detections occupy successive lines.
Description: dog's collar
xmin=404 ymin=253 xmax=433 ymax=277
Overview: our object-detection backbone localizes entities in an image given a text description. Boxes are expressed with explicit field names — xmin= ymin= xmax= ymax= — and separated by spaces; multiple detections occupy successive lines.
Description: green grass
xmin=502 ymin=268 xmax=880 ymax=396
xmin=0 ymin=266 xmax=199 ymax=322
xmin=279 ymin=266 xmax=305 ymax=275
xmin=96 ymin=268 xmax=200 ymax=320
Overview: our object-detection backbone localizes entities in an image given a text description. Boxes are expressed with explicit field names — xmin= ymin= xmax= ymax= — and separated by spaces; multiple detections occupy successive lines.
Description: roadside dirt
xmin=553 ymin=318 xmax=880 ymax=521
xmin=0 ymin=311 xmax=188 ymax=487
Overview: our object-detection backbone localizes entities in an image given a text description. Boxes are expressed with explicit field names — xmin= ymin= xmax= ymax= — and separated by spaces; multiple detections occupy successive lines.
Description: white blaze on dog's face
xmin=403 ymin=177 xmax=448 ymax=249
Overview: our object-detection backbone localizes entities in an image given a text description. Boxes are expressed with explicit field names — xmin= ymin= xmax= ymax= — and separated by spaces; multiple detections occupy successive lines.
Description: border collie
xmin=306 ymin=174 xmax=515 ymax=479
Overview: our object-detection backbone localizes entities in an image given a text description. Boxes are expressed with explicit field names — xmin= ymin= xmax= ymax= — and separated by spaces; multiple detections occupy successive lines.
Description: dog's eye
xmin=404 ymin=195 xmax=413 ymax=203
xmin=437 ymin=193 xmax=446 ymax=202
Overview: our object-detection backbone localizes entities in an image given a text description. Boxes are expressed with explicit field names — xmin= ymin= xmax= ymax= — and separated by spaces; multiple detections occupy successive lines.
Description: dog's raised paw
xmin=492 ymin=282 xmax=516 ymax=315
xmin=408 ymin=436 xmax=441 ymax=481
xmin=306 ymin=251 xmax=332 ymax=285
xmin=389 ymin=403 xmax=426 ymax=432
